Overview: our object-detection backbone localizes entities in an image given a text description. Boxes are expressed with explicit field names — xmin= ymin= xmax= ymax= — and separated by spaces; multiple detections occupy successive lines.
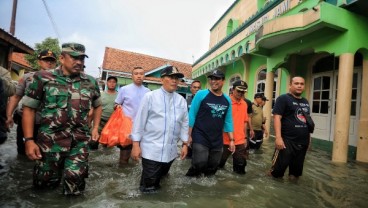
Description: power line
xmin=41 ymin=0 xmax=61 ymax=40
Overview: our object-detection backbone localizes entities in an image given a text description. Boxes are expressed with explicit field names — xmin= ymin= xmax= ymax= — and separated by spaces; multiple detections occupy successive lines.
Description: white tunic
xmin=115 ymin=83 xmax=150 ymax=120
xmin=131 ymin=87 xmax=189 ymax=162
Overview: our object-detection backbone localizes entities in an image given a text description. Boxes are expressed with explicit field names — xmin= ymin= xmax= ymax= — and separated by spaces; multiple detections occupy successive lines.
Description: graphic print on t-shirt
xmin=293 ymin=101 xmax=309 ymax=124
xmin=207 ymin=103 xmax=227 ymax=118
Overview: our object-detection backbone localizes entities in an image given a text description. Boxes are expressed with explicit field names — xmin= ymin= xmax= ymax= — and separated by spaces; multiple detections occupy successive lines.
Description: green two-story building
xmin=192 ymin=0 xmax=368 ymax=163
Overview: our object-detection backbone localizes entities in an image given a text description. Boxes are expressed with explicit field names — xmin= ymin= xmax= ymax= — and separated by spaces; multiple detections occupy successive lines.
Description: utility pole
xmin=10 ymin=0 xmax=18 ymax=35
xmin=8 ymin=0 xmax=18 ymax=71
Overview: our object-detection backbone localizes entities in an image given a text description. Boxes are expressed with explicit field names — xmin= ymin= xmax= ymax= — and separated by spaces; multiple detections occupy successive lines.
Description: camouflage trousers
xmin=33 ymin=142 xmax=89 ymax=196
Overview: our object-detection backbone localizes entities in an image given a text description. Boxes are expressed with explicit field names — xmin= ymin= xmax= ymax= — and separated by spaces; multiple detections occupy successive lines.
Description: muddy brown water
xmin=1 ymin=126 xmax=368 ymax=208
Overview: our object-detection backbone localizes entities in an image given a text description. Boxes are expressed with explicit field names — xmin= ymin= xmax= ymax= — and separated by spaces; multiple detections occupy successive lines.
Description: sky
xmin=0 ymin=0 xmax=235 ymax=77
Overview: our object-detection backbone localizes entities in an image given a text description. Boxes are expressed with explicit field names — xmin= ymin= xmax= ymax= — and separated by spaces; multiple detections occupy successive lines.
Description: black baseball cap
xmin=207 ymin=69 xmax=225 ymax=79
xmin=254 ymin=93 xmax=264 ymax=99
xmin=254 ymin=93 xmax=269 ymax=101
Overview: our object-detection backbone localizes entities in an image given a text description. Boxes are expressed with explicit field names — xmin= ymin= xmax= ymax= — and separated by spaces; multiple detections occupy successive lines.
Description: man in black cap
xmin=6 ymin=49 xmax=57 ymax=155
xmin=218 ymin=80 xmax=249 ymax=174
xmin=249 ymin=93 xmax=268 ymax=150
xmin=186 ymin=69 xmax=235 ymax=177
xmin=131 ymin=65 xmax=189 ymax=192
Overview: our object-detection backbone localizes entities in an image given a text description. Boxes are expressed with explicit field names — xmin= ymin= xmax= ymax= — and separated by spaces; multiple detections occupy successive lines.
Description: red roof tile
xmin=12 ymin=52 xmax=31 ymax=68
xmin=102 ymin=47 xmax=192 ymax=78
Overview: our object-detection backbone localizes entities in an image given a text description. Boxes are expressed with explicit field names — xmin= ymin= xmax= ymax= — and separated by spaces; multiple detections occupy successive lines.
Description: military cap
xmin=160 ymin=66 xmax=184 ymax=78
xmin=37 ymin=49 xmax=57 ymax=60
xmin=62 ymin=42 xmax=88 ymax=57
xmin=232 ymin=80 xmax=248 ymax=92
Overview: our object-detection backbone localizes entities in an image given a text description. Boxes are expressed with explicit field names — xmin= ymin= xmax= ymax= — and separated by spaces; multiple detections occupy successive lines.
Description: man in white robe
xmin=131 ymin=66 xmax=189 ymax=193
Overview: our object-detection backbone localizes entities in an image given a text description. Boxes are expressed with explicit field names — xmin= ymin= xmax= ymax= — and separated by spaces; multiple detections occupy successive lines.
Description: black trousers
xmin=270 ymin=139 xmax=308 ymax=178
xmin=140 ymin=158 xmax=174 ymax=193
xmin=219 ymin=144 xmax=247 ymax=174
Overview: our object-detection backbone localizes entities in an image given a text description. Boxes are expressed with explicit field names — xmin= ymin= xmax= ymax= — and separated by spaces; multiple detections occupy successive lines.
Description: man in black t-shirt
xmin=269 ymin=76 xmax=311 ymax=180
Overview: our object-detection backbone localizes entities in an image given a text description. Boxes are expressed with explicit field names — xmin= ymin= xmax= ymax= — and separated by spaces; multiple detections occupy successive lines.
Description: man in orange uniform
xmin=219 ymin=80 xmax=249 ymax=174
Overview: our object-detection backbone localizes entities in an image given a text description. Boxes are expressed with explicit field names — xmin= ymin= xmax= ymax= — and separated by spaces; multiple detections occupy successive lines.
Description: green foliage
xmin=24 ymin=37 xmax=61 ymax=70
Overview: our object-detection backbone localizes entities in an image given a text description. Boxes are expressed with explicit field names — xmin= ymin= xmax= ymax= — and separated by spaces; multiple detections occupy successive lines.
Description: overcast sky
xmin=0 ymin=0 xmax=234 ymax=77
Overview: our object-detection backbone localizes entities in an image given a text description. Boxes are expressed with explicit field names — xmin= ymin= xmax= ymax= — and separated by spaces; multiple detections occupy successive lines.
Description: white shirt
xmin=131 ymin=87 xmax=189 ymax=163
xmin=115 ymin=83 xmax=150 ymax=120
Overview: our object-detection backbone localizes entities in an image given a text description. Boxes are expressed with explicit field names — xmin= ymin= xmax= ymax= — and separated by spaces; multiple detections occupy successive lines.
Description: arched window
xmin=231 ymin=50 xmax=236 ymax=60
xmin=256 ymin=68 xmax=279 ymax=107
xmin=256 ymin=69 xmax=267 ymax=93
xmin=245 ymin=41 xmax=250 ymax=53
xmin=238 ymin=46 xmax=243 ymax=56
xmin=227 ymin=19 xmax=234 ymax=35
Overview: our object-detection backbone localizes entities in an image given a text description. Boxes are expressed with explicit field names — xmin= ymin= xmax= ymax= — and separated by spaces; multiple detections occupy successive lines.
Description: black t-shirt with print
xmin=272 ymin=93 xmax=310 ymax=145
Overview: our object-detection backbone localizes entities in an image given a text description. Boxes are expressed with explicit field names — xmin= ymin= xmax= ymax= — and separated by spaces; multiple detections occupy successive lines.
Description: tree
xmin=25 ymin=37 xmax=61 ymax=70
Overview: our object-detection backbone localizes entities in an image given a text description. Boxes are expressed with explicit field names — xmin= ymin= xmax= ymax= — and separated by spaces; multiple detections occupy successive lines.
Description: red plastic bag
xmin=99 ymin=107 xmax=133 ymax=147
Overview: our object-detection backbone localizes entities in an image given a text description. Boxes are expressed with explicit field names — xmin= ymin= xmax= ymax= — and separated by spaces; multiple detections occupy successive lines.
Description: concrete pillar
xmin=264 ymin=71 xmax=274 ymax=139
xmin=357 ymin=58 xmax=368 ymax=162
xmin=332 ymin=53 xmax=354 ymax=163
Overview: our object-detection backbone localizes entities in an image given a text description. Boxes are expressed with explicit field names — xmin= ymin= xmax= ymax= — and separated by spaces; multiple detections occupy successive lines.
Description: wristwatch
xmin=230 ymin=138 xmax=235 ymax=142
xmin=23 ymin=137 xmax=34 ymax=143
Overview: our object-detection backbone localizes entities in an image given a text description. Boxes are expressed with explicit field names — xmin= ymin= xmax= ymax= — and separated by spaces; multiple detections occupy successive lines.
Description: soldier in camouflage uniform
xmin=0 ymin=66 xmax=16 ymax=146
xmin=22 ymin=43 xmax=102 ymax=195
xmin=6 ymin=49 xmax=57 ymax=155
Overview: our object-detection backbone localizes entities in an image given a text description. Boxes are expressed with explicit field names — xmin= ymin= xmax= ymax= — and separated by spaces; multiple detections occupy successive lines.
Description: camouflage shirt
xmin=23 ymin=68 xmax=101 ymax=153
xmin=15 ymin=71 xmax=42 ymax=123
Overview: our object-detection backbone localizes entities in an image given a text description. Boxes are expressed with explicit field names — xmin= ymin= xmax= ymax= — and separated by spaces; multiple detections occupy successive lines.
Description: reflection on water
xmin=1 ymin=126 xmax=368 ymax=208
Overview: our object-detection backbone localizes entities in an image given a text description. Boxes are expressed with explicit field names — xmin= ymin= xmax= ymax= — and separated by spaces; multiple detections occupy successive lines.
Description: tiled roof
xmin=12 ymin=52 xmax=31 ymax=68
xmin=0 ymin=28 xmax=34 ymax=54
xmin=102 ymin=47 xmax=192 ymax=78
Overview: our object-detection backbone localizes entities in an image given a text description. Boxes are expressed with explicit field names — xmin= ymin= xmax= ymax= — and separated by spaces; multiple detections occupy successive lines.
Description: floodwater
xmin=1 ymin=126 xmax=368 ymax=208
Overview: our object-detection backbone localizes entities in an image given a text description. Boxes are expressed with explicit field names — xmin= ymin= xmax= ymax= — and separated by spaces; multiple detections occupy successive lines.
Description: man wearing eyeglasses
xmin=21 ymin=43 xmax=102 ymax=196
xmin=131 ymin=66 xmax=189 ymax=193
xmin=6 ymin=49 xmax=57 ymax=155
xmin=186 ymin=69 xmax=234 ymax=177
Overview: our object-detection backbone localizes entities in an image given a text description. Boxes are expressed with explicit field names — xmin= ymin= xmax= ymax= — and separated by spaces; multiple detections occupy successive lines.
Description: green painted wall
xmin=117 ymin=77 xmax=133 ymax=86
xmin=279 ymin=68 xmax=289 ymax=94
xmin=223 ymin=59 xmax=245 ymax=94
